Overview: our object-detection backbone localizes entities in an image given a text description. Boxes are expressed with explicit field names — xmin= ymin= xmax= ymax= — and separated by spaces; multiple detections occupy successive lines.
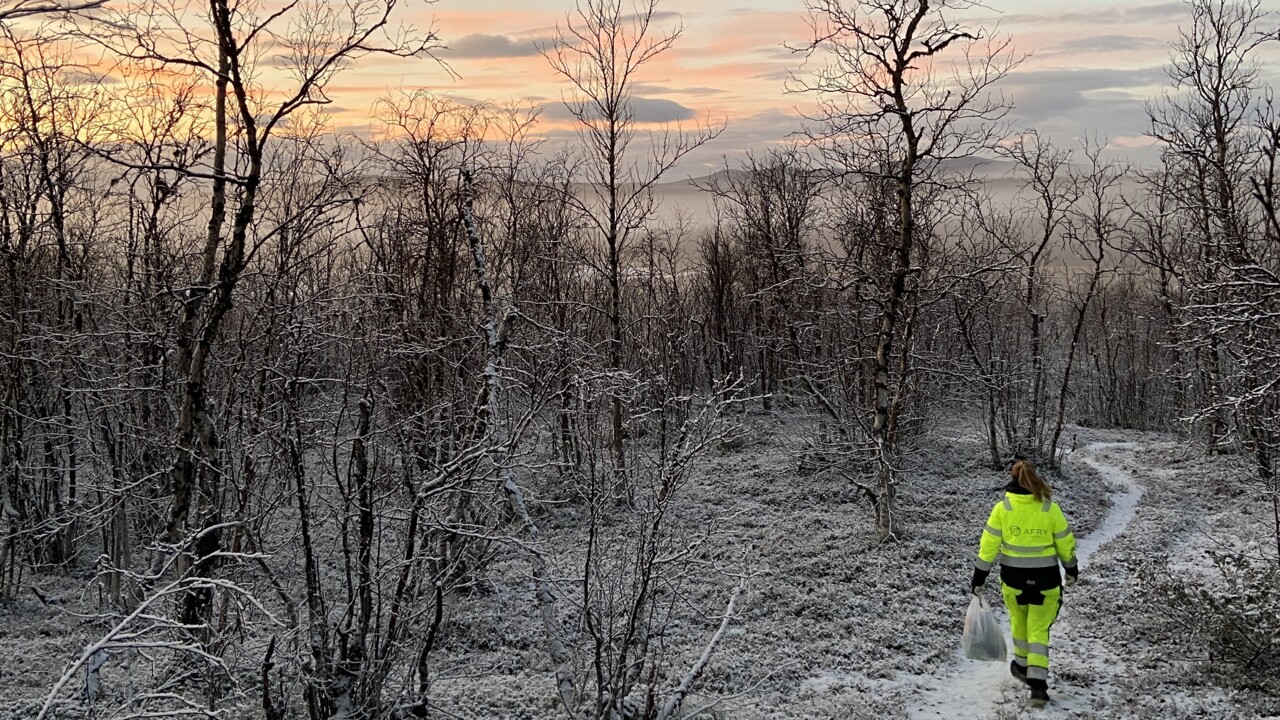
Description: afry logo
xmin=1008 ymin=525 xmax=1048 ymax=538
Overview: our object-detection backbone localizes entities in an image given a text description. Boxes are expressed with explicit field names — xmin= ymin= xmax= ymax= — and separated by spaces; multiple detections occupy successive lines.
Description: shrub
xmin=1141 ymin=552 xmax=1280 ymax=691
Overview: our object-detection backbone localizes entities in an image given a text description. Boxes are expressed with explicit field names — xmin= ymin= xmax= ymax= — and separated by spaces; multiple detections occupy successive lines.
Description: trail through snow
xmin=903 ymin=441 xmax=1148 ymax=720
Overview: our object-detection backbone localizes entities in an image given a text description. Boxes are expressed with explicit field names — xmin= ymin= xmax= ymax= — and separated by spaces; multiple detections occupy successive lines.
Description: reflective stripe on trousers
xmin=1002 ymin=583 xmax=1061 ymax=680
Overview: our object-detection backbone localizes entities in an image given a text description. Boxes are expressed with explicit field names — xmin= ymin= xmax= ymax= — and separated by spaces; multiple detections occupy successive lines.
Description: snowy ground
xmin=425 ymin=417 xmax=1278 ymax=718
xmin=898 ymin=438 xmax=1278 ymax=720
xmin=903 ymin=441 xmax=1147 ymax=719
xmin=2 ymin=415 xmax=1277 ymax=719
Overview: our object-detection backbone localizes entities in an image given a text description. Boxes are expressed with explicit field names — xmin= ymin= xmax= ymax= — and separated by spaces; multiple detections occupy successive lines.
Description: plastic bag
xmin=961 ymin=594 xmax=1007 ymax=662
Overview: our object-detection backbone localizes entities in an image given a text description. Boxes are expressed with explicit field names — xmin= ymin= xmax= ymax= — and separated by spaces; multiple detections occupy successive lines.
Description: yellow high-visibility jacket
xmin=976 ymin=491 xmax=1077 ymax=577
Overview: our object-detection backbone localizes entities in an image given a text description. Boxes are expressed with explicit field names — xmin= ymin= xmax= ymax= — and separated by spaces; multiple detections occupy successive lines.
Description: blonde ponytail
xmin=1012 ymin=460 xmax=1051 ymax=502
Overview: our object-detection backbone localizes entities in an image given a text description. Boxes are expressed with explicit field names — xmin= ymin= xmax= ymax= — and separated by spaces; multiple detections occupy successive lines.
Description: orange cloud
xmin=0 ymin=0 xmax=1227 ymax=167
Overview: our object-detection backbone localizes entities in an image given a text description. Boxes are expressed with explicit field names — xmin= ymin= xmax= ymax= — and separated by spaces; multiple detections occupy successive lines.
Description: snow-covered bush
xmin=1142 ymin=552 xmax=1280 ymax=690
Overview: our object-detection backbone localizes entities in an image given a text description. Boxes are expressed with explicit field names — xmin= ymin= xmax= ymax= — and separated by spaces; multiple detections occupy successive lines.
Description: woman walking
xmin=971 ymin=460 xmax=1079 ymax=707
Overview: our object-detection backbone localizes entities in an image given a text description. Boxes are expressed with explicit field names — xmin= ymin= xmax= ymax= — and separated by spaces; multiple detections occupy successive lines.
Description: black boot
xmin=1010 ymin=660 xmax=1028 ymax=684
xmin=1028 ymin=678 xmax=1051 ymax=707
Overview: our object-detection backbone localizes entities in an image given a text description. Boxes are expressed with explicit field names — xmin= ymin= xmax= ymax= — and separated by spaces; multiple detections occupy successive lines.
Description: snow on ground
xmin=1071 ymin=443 xmax=1145 ymax=559
xmin=903 ymin=441 xmax=1152 ymax=720
xmin=900 ymin=437 xmax=1278 ymax=720
xmin=2 ymin=416 xmax=1277 ymax=719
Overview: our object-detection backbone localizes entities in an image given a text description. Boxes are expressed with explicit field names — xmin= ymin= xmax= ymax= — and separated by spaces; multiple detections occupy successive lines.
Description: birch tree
xmin=544 ymin=0 xmax=719 ymax=493
xmin=795 ymin=0 xmax=1017 ymax=537
xmin=1150 ymin=0 xmax=1279 ymax=554
xmin=80 ymin=0 xmax=439 ymax=627
xmin=995 ymin=130 xmax=1081 ymax=456
xmin=1147 ymin=0 xmax=1271 ymax=451
xmin=1048 ymin=140 xmax=1123 ymax=462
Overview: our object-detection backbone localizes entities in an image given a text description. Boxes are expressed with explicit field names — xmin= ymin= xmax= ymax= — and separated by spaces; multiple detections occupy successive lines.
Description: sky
xmin=303 ymin=1 xmax=1275 ymax=171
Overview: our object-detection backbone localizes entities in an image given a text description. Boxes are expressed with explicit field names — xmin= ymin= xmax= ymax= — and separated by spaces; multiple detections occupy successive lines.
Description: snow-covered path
xmin=903 ymin=441 xmax=1153 ymax=719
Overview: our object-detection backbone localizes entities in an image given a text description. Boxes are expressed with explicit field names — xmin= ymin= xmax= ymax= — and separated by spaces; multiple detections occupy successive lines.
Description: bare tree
xmin=1147 ymin=0 xmax=1273 ymax=451
xmin=1149 ymin=0 xmax=1279 ymax=556
xmin=990 ymin=130 xmax=1084 ymax=456
xmin=0 ymin=0 xmax=106 ymax=24
xmin=0 ymin=26 xmax=109 ymax=581
xmin=79 ymin=0 xmax=439 ymax=627
xmin=1245 ymin=96 xmax=1280 ymax=561
xmin=794 ymin=0 xmax=1017 ymax=537
xmin=544 ymin=0 xmax=720 ymax=491
xmin=1123 ymin=164 xmax=1195 ymax=422
xmin=701 ymin=146 xmax=825 ymax=408
xmin=1048 ymin=140 xmax=1122 ymax=462
xmin=947 ymin=190 xmax=1020 ymax=469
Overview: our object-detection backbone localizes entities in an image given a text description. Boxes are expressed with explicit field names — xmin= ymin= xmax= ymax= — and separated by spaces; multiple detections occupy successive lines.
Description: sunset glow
xmin=9 ymin=1 xmax=1265 ymax=168
xmin=313 ymin=0 xmax=1229 ymax=169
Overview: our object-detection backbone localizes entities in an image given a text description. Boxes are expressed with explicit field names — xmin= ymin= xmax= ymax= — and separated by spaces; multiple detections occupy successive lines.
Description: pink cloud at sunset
xmin=35 ymin=0 xmax=1272 ymax=169
xmin=309 ymin=0 xmax=1271 ymax=169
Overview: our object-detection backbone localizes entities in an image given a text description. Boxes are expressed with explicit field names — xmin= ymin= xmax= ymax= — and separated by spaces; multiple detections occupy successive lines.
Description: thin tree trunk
xmin=1050 ymin=259 xmax=1104 ymax=463
xmin=1026 ymin=263 xmax=1045 ymax=452
xmin=461 ymin=170 xmax=575 ymax=713
xmin=871 ymin=146 xmax=916 ymax=540
xmin=987 ymin=388 xmax=1001 ymax=470
xmin=160 ymin=41 xmax=228 ymax=571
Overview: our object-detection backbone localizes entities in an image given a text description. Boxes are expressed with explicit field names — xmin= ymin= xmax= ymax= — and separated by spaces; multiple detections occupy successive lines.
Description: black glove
xmin=971 ymin=567 xmax=990 ymax=594
xmin=1064 ymin=567 xmax=1079 ymax=587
